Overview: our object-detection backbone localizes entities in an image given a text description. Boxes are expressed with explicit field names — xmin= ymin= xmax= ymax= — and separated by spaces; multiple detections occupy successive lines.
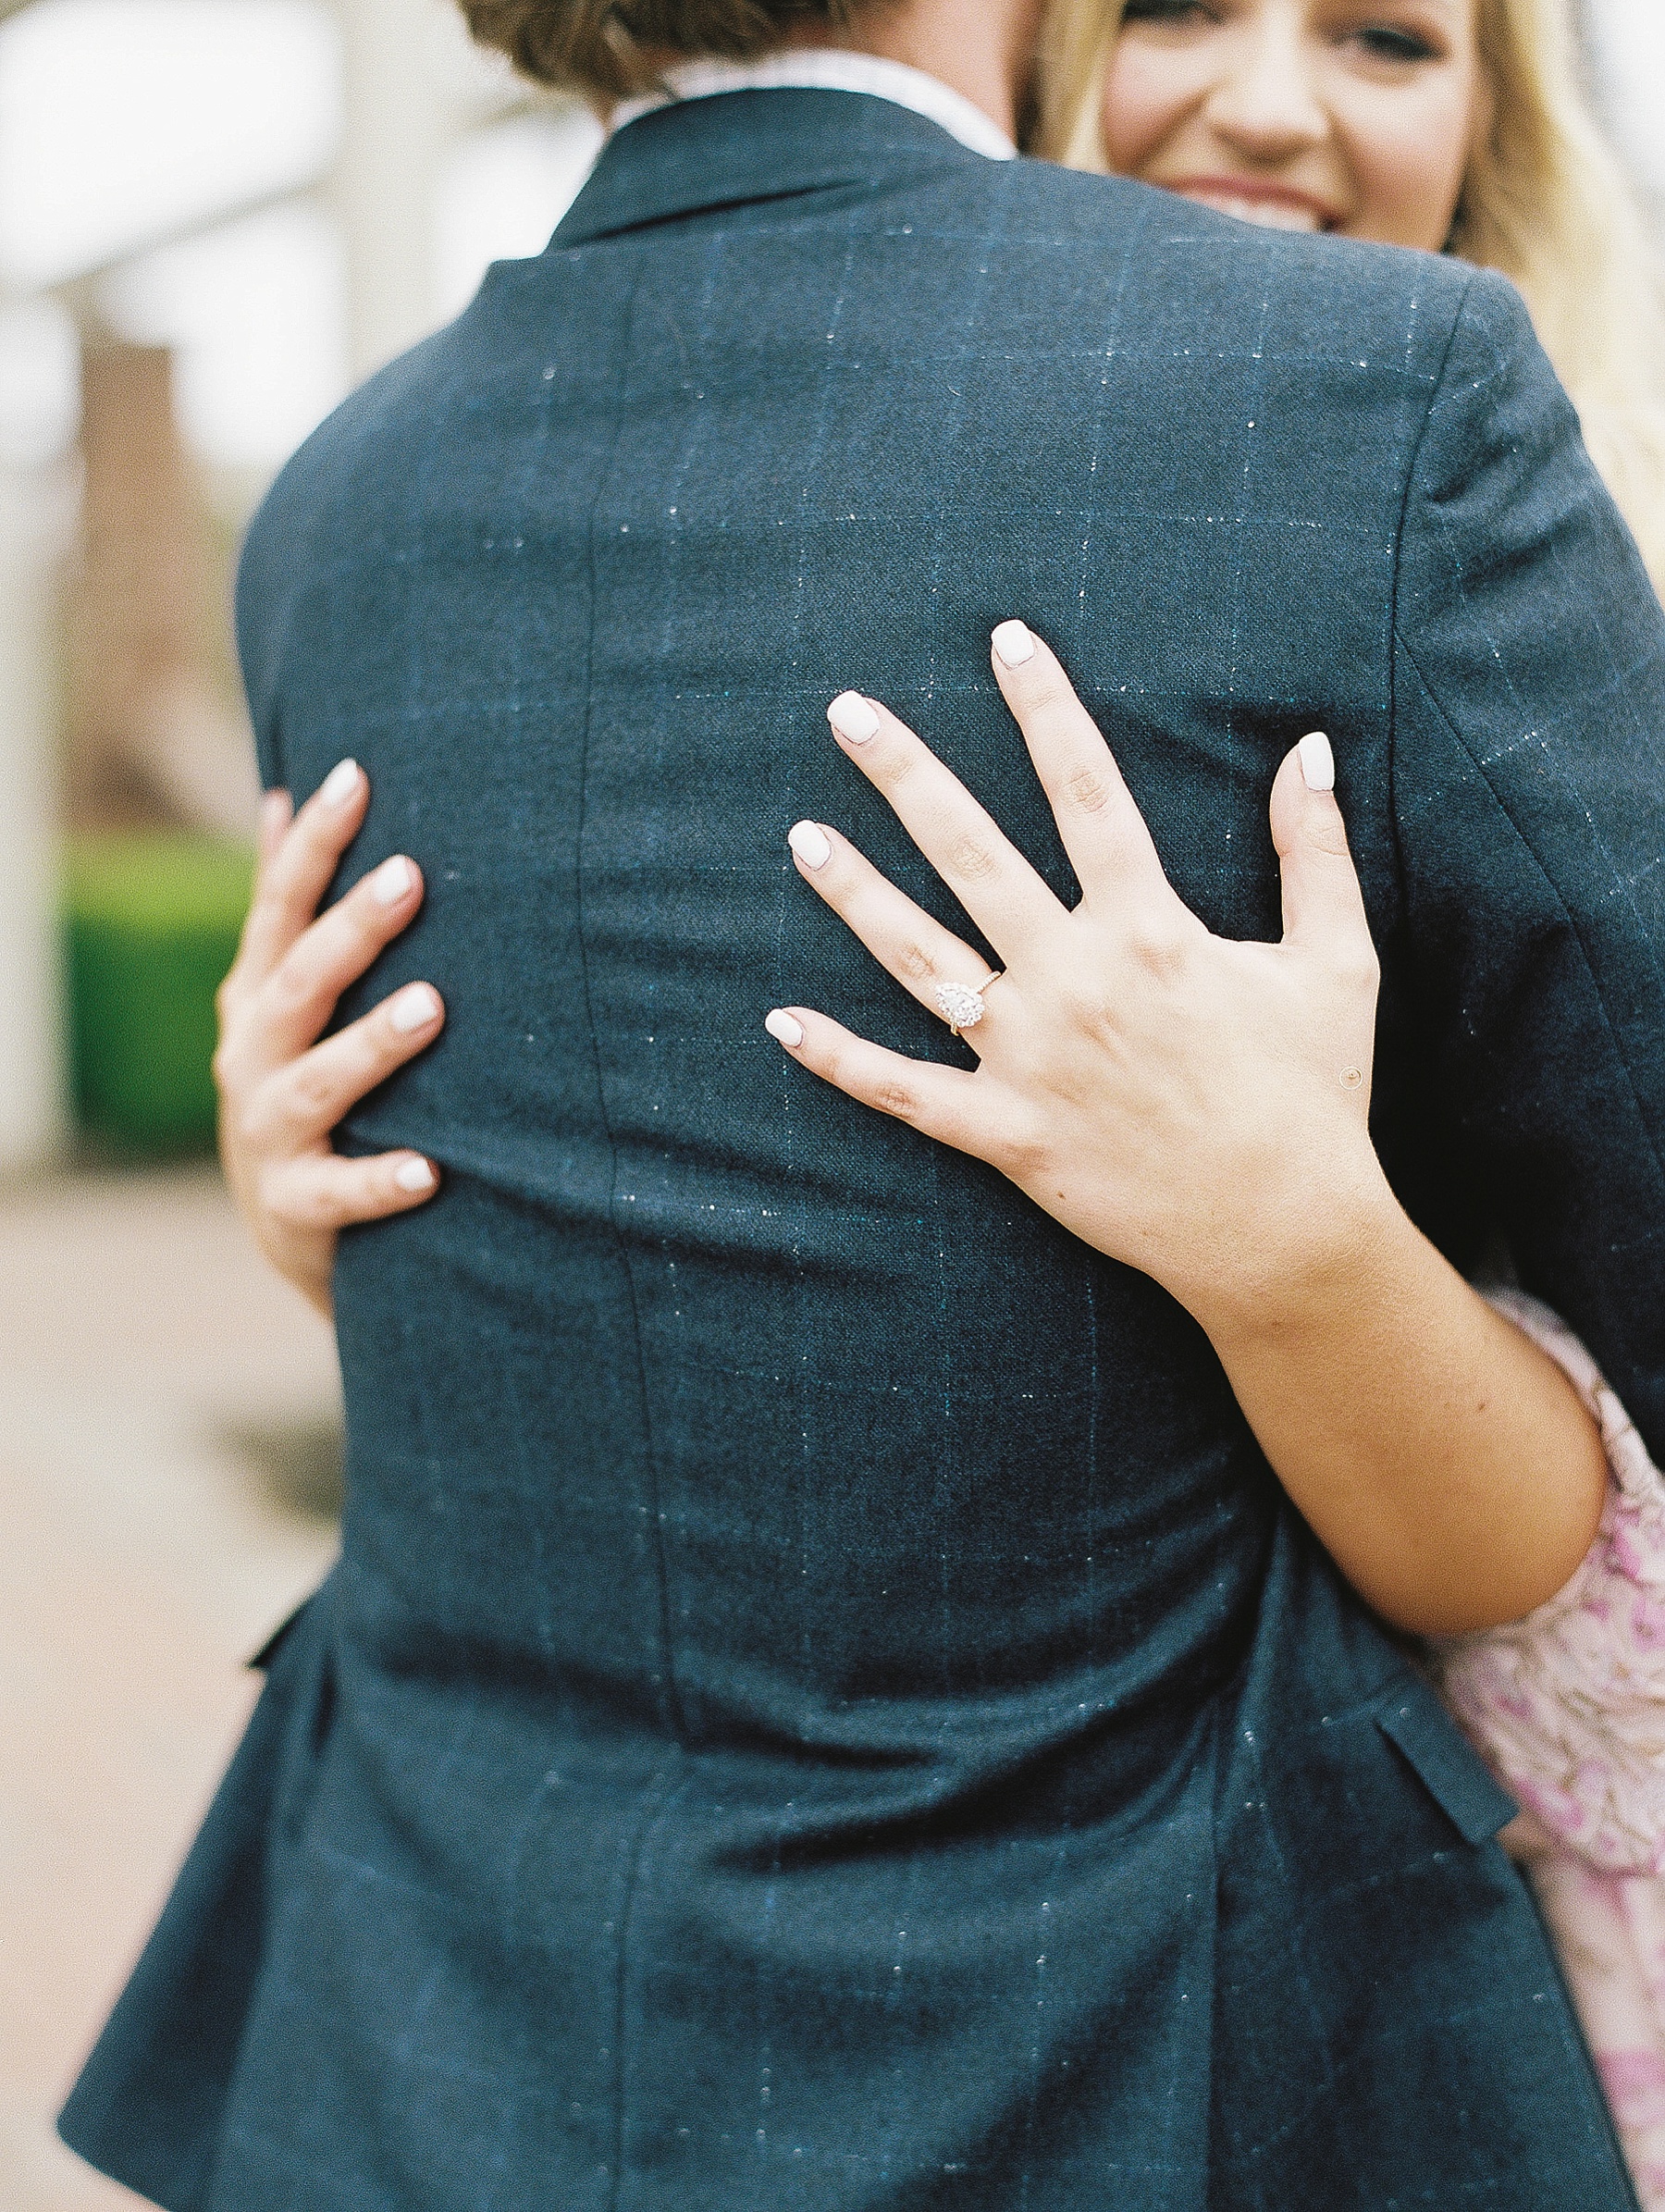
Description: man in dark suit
xmin=62 ymin=2 xmax=1665 ymax=2206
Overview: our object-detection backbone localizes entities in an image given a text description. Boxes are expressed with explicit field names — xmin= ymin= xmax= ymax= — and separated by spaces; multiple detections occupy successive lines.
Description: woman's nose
xmin=1202 ymin=19 xmax=1331 ymax=161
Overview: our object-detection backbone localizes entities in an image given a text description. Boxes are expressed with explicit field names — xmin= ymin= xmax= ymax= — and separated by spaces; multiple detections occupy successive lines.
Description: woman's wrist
xmin=1166 ymin=1140 xmax=1409 ymax=1356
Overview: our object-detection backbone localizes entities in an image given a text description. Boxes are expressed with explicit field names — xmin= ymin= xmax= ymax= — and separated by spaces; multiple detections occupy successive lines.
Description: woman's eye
xmin=1120 ymin=0 xmax=1215 ymax=24
xmin=1349 ymin=24 xmax=1439 ymax=62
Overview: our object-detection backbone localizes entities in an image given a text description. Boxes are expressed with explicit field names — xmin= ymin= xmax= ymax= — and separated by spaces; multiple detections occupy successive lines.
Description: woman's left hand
xmin=768 ymin=621 xmax=1611 ymax=1638
xmin=768 ymin=620 xmax=1388 ymax=1338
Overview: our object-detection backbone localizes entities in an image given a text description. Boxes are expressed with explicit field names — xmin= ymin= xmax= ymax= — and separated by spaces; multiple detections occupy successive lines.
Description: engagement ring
xmin=934 ymin=974 xmax=1002 ymax=1038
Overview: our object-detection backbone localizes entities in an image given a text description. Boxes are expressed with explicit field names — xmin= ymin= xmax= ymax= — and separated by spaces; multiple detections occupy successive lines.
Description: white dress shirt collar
xmin=613 ymin=51 xmax=1018 ymax=164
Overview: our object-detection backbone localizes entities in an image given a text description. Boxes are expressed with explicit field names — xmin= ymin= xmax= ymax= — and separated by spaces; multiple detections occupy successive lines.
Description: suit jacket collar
xmin=551 ymin=88 xmax=992 ymax=250
xmin=613 ymin=55 xmax=1018 ymax=163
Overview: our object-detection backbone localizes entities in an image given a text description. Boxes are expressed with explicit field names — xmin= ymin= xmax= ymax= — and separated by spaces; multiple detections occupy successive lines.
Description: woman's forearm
xmin=1193 ymin=1180 xmax=1609 ymax=1639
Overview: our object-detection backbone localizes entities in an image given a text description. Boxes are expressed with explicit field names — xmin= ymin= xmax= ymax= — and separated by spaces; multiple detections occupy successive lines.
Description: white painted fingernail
xmin=389 ymin=982 xmax=440 ymax=1033
xmin=321 ymin=759 xmax=361 ymax=807
xmin=765 ymin=1009 xmax=805 ymax=1049
xmin=1298 ymin=732 xmax=1336 ymax=793
xmin=787 ymin=821 xmax=832 ymax=870
xmin=371 ymin=855 xmax=414 ymax=905
xmin=395 ymin=1157 xmax=437 ymax=1193
xmin=828 ymin=692 xmax=880 ymax=744
xmin=992 ymin=620 xmax=1036 ymax=669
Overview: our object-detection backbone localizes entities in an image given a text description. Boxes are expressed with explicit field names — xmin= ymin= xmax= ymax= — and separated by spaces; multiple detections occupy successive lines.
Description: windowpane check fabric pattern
xmin=61 ymin=91 xmax=1664 ymax=2211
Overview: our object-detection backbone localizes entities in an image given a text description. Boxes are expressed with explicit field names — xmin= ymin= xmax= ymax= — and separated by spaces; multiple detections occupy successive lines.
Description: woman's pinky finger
xmin=265 ymin=1148 xmax=441 ymax=1231
xmin=764 ymin=1007 xmax=983 ymax=1156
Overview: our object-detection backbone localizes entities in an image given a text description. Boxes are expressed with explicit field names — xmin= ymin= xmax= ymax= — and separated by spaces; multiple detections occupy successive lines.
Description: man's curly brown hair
xmin=457 ymin=0 xmax=863 ymax=102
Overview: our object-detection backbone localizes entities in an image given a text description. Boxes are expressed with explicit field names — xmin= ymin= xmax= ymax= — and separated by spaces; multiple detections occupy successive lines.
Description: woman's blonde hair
xmin=1034 ymin=0 xmax=1665 ymax=591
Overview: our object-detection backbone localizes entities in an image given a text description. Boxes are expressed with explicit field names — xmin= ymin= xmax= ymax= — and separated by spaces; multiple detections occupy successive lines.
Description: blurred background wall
xmin=0 ymin=3 xmax=1659 ymax=2207
xmin=0 ymin=0 xmax=603 ymax=1170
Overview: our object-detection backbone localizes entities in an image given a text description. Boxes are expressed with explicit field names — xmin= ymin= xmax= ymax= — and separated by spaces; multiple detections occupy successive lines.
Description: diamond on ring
xmin=935 ymin=978 xmax=998 ymax=1037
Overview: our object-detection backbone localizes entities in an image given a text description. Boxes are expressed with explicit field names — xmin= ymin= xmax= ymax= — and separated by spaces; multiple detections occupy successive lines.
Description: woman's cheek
xmin=1101 ymin=46 xmax=1210 ymax=174
xmin=1335 ymin=93 xmax=1475 ymax=252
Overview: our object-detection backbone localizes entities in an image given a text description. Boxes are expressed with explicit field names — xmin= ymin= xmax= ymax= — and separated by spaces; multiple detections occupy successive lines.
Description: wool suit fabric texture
xmin=60 ymin=89 xmax=1665 ymax=2212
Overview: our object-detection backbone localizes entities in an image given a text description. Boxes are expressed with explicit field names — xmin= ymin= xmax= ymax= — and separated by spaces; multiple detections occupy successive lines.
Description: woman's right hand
xmin=214 ymin=760 xmax=445 ymax=1320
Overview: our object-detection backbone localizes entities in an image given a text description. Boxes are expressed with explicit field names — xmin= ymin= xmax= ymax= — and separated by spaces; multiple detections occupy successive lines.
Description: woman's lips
xmin=1164 ymin=178 xmax=1340 ymax=232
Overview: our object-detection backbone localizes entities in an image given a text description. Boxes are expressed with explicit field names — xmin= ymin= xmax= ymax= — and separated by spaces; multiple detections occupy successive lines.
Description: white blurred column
xmin=1587 ymin=0 xmax=1665 ymax=207
xmin=0 ymin=453 xmax=64 ymax=1171
xmin=331 ymin=0 xmax=457 ymax=380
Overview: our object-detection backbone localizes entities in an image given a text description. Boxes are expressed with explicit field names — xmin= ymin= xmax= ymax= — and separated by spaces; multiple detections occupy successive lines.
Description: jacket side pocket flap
xmin=1376 ymin=1683 xmax=1518 ymax=1845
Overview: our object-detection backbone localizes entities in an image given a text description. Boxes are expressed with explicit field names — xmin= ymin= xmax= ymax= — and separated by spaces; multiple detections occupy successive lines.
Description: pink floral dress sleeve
xmin=1433 ymin=1288 xmax=1665 ymax=2209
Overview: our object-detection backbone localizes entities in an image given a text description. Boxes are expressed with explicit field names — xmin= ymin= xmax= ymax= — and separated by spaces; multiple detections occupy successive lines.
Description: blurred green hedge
xmin=66 ymin=834 xmax=253 ymax=1155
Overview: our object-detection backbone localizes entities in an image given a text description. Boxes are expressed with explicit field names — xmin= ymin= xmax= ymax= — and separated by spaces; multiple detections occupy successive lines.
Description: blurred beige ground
xmin=0 ymin=1166 xmax=340 ymax=2210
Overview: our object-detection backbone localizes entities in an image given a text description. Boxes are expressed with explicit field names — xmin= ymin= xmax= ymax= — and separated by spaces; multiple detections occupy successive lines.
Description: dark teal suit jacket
xmin=63 ymin=88 xmax=1663 ymax=2210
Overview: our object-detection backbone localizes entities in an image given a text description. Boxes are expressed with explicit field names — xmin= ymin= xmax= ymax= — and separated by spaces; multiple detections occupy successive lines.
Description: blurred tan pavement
xmin=0 ymin=1168 xmax=340 ymax=2210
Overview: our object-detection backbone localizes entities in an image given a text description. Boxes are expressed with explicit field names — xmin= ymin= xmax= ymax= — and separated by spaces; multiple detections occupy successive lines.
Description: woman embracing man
xmin=63 ymin=1 xmax=1665 ymax=2208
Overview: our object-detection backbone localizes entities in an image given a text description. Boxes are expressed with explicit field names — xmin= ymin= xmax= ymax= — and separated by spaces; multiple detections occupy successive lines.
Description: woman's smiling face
xmin=1101 ymin=0 xmax=1486 ymax=252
